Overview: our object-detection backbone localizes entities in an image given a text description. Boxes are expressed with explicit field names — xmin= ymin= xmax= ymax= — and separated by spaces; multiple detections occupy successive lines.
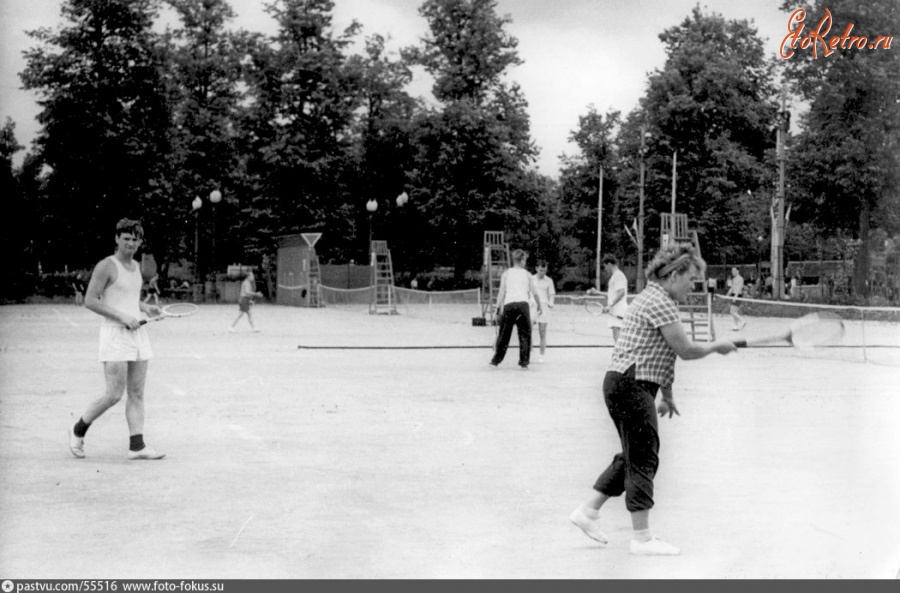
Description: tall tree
xmin=0 ymin=118 xmax=36 ymax=300
xmin=780 ymin=0 xmax=900 ymax=297
xmin=20 ymin=0 xmax=171 ymax=270
xmin=557 ymin=107 xmax=620 ymax=273
xmin=405 ymin=0 xmax=540 ymax=276
xmin=621 ymin=7 xmax=778 ymax=268
xmin=345 ymin=34 xmax=419 ymax=268
xmin=240 ymin=0 xmax=361 ymax=263
xmin=161 ymin=0 xmax=248 ymax=280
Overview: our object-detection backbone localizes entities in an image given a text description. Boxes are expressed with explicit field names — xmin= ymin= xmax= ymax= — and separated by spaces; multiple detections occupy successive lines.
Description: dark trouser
xmin=491 ymin=302 xmax=532 ymax=366
xmin=593 ymin=366 xmax=660 ymax=512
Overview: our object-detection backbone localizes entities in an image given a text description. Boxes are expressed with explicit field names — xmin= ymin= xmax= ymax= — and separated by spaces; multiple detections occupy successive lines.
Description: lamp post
xmin=366 ymin=198 xmax=378 ymax=265
xmin=757 ymin=234 xmax=765 ymax=294
xmin=636 ymin=126 xmax=651 ymax=292
xmin=208 ymin=189 xmax=221 ymax=301
xmin=596 ymin=166 xmax=604 ymax=291
xmin=191 ymin=196 xmax=202 ymax=285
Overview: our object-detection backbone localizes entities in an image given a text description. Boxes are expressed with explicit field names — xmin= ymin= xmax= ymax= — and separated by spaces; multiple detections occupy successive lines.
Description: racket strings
xmin=162 ymin=303 xmax=199 ymax=317
xmin=790 ymin=313 xmax=845 ymax=347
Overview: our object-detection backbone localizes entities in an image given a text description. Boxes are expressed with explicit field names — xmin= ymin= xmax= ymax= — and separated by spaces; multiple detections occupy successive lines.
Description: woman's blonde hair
xmin=645 ymin=243 xmax=705 ymax=283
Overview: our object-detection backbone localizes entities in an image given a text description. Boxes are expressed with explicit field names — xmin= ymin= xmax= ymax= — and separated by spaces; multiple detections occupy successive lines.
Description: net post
xmin=861 ymin=308 xmax=868 ymax=363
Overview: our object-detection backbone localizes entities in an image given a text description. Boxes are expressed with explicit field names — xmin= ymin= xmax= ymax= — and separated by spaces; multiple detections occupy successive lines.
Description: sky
xmin=0 ymin=0 xmax=794 ymax=177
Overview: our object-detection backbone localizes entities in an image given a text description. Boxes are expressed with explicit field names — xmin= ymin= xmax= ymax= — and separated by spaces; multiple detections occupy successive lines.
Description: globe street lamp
xmin=191 ymin=196 xmax=202 ymax=286
xmin=208 ymin=189 xmax=222 ymax=301
xmin=366 ymin=199 xmax=378 ymax=264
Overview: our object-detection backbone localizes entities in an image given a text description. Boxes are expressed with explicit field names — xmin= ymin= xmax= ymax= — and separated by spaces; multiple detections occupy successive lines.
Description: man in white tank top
xmin=69 ymin=219 xmax=165 ymax=460
xmin=490 ymin=249 xmax=542 ymax=369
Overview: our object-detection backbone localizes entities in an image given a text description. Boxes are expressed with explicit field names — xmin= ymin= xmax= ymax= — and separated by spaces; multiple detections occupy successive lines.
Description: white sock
xmin=633 ymin=529 xmax=653 ymax=542
xmin=580 ymin=507 xmax=600 ymax=520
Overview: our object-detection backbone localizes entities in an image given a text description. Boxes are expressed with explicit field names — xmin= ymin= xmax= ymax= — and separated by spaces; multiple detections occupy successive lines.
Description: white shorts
xmin=608 ymin=315 xmax=625 ymax=329
xmin=535 ymin=307 xmax=551 ymax=324
xmin=98 ymin=325 xmax=153 ymax=362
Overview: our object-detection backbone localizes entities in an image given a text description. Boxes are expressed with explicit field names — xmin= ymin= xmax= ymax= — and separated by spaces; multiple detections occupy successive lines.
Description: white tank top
xmin=503 ymin=267 xmax=533 ymax=305
xmin=101 ymin=256 xmax=143 ymax=326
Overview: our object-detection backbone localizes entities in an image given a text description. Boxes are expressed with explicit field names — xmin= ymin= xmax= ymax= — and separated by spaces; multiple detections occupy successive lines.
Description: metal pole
xmin=773 ymin=94 xmax=787 ymax=300
xmin=637 ymin=128 xmax=646 ymax=292
xmin=671 ymin=151 xmax=677 ymax=236
xmin=596 ymin=165 xmax=603 ymax=291
xmin=194 ymin=211 xmax=199 ymax=284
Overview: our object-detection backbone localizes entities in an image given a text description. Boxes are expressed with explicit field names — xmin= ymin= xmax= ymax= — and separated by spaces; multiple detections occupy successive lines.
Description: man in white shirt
xmin=727 ymin=267 xmax=747 ymax=330
xmin=490 ymin=249 xmax=542 ymax=369
xmin=603 ymin=254 xmax=629 ymax=343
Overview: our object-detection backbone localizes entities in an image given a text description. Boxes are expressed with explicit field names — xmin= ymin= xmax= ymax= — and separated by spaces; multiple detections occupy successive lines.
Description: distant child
xmin=230 ymin=270 xmax=263 ymax=332
xmin=143 ymin=274 xmax=160 ymax=307
xmin=532 ymin=260 xmax=556 ymax=363
xmin=72 ymin=273 xmax=87 ymax=306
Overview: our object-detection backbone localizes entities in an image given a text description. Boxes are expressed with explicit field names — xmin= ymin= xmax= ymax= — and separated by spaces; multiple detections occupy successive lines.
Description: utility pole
xmin=670 ymin=151 xmax=677 ymax=243
xmin=637 ymin=125 xmax=650 ymax=292
xmin=596 ymin=166 xmax=603 ymax=291
xmin=772 ymin=94 xmax=790 ymax=300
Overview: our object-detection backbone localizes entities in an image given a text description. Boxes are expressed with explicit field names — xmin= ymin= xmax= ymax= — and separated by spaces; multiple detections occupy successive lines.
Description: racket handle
xmin=139 ymin=319 xmax=148 ymax=326
xmin=733 ymin=339 xmax=747 ymax=348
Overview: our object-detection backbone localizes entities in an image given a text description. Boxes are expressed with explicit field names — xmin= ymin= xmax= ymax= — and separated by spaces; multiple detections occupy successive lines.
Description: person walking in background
xmin=603 ymin=254 xmax=629 ymax=343
xmin=569 ymin=244 xmax=737 ymax=555
xmin=69 ymin=218 xmax=165 ymax=460
xmin=490 ymin=249 xmax=542 ymax=370
xmin=72 ymin=273 xmax=87 ymax=306
xmin=143 ymin=274 xmax=160 ymax=307
xmin=230 ymin=270 xmax=263 ymax=333
xmin=532 ymin=260 xmax=556 ymax=363
xmin=727 ymin=267 xmax=747 ymax=330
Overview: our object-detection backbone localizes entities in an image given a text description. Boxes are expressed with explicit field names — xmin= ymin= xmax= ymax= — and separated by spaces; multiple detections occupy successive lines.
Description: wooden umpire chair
xmin=661 ymin=213 xmax=715 ymax=341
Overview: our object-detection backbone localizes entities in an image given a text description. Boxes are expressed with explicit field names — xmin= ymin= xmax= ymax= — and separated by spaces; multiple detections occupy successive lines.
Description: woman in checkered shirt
xmin=569 ymin=243 xmax=737 ymax=556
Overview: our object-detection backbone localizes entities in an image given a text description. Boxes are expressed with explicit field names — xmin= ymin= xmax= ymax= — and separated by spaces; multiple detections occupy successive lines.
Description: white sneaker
xmin=228 ymin=327 xmax=236 ymax=333
xmin=630 ymin=537 xmax=681 ymax=556
xmin=128 ymin=447 xmax=166 ymax=460
xmin=69 ymin=428 xmax=85 ymax=459
xmin=538 ymin=357 xmax=545 ymax=363
xmin=569 ymin=508 xmax=609 ymax=544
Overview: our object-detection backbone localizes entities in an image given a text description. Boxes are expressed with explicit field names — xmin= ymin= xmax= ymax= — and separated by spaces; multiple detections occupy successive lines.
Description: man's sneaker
xmin=538 ymin=357 xmax=545 ymax=363
xmin=519 ymin=364 xmax=529 ymax=370
xmin=128 ymin=447 xmax=166 ymax=460
xmin=69 ymin=428 xmax=85 ymax=459
xmin=630 ymin=537 xmax=681 ymax=556
xmin=569 ymin=508 xmax=608 ymax=544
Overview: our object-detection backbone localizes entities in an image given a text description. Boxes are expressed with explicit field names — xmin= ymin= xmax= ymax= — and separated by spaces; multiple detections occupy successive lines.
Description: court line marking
xmin=230 ymin=514 xmax=254 ymax=548
xmin=52 ymin=309 xmax=79 ymax=328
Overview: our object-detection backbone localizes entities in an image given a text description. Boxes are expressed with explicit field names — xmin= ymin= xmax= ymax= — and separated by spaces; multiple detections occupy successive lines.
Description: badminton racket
xmin=733 ymin=311 xmax=844 ymax=349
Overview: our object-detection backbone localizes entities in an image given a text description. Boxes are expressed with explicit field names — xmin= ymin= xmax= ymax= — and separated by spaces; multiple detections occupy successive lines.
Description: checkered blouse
xmin=609 ymin=281 xmax=681 ymax=389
